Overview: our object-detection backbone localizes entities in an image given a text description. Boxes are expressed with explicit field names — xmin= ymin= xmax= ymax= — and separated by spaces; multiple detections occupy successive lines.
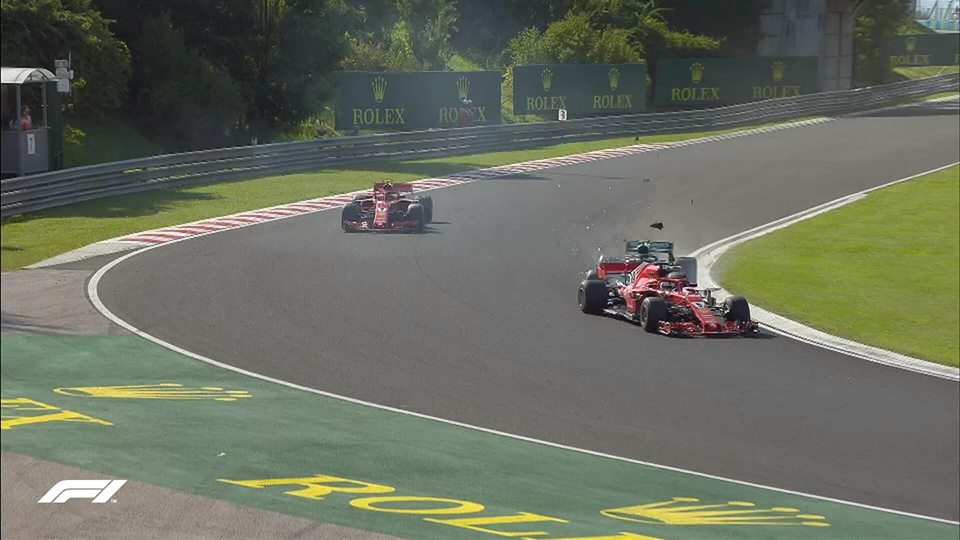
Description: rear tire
xmin=415 ymin=195 xmax=433 ymax=223
xmin=585 ymin=268 xmax=599 ymax=280
xmin=341 ymin=203 xmax=361 ymax=232
xmin=723 ymin=296 xmax=751 ymax=321
xmin=639 ymin=297 xmax=668 ymax=333
xmin=578 ymin=280 xmax=608 ymax=314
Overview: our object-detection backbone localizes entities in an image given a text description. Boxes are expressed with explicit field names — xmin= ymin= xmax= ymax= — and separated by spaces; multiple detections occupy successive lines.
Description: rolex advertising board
xmin=512 ymin=64 xmax=647 ymax=116
xmin=654 ymin=57 xmax=818 ymax=107
xmin=334 ymin=71 xmax=502 ymax=130
xmin=885 ymin=34 xmax=960 ymax=67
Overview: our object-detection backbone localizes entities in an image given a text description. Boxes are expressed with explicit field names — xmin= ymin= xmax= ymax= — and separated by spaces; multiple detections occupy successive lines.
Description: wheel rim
xmin=640 ymin=303 xmax=648 ymax=324
xmin=578 ymin=288 xmax=585 ymax=307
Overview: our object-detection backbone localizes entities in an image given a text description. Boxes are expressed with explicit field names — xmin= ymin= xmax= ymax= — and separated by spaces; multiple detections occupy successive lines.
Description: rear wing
xmin=625 ymin=240 xmax=673 ymax=254
xmin=373 ymin=182 xmax=414 ymax=193
xmin=624 ymin=240 xmax=675 ymax=262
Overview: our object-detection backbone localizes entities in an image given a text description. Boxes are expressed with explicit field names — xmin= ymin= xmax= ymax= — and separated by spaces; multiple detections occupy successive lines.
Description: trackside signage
xmin=219 ymin=472 xmax=832 ymax=538
xmin=334 ymin=71 xmax=502 ymax=130
xmin=39 ymin=480 xmax=126 ymax=503
xmin=654 ymin=57 xmax=818 ymax=106
xmin=885 ymin=34 xmax=960 ymax=67
xmin=513 ymin=64 xmax=648 ymax=116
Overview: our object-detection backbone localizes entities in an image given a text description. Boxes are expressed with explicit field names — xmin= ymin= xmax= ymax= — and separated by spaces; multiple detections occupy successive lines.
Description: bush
xmin=342 ymin=22 xmax=421 ymax=71
xmin=504 ymin=14 xmax=644 ymax=66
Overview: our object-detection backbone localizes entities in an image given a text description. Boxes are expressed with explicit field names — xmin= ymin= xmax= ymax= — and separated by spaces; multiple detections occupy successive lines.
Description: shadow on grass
xmin=346 ymin=159 xmax=494 ymax=178
xmin=1 ymin=154 xmax=544 ymax=226
xmin=3 ymin=189 xmax=223 ymax=224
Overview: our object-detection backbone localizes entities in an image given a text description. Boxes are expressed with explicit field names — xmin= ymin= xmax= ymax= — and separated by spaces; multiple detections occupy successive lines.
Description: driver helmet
xmin=382 ymin=182 xmax=394 ymax=190
xmin=635 ymin=243 xmax=650 ymax=255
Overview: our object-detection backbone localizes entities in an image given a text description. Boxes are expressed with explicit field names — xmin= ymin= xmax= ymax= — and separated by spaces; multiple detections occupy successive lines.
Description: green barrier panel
xmin=886 ymin=34 xmax=960 ymax=67
xmin=512 ymin=64 xmax=648 ymax=116
xmin=654 ymin=57 xmax=819 ymax=107
xmin=334 ymin=71 xmax=502 ymax=130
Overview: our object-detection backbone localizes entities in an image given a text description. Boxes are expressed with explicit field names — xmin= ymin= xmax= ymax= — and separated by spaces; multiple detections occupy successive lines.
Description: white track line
xmin=692 ymin=162 xmax=960 ymax=382
xmin=86 ymin=160 xmax=960 ymax=526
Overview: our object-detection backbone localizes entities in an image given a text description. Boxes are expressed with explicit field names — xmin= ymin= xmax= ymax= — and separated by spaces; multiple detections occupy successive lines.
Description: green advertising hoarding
xmin=335 ymin=71 xmax=502 ymax=130
xmin=885 ymin=34 xmax=960 ymax=67
xmin=654 ymin=57 xmax=819 ymax=107
xmin=512 ymin=64 xmax=647 ymax=116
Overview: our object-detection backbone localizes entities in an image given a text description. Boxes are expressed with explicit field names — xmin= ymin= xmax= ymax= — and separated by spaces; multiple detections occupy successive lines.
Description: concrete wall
xmin=758 ymin=0 xmax=856 ymax=90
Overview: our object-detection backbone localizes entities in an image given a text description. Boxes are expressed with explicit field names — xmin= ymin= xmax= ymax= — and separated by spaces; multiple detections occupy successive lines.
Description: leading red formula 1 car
xmin=577 ymin=240 xmax=759 ymax=336
xmin=341 ymin=182 xmax=433 ymax=233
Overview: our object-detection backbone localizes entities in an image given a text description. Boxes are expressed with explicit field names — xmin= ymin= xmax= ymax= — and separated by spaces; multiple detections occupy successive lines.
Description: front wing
xmin=342 ymin=218 xmax=422 ymax=232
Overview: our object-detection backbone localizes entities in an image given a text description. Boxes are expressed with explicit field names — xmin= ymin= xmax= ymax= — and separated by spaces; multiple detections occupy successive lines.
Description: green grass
xmin=1 ymin=121 xmax=811 ymax=271
xmin=64 ymin=113 xmax=174 ymax=168
xmin=718 ymin=165 xmax=960 ymax=367
xmin=893 ymin=65 xmax=960 ymax=80
xmin=911 ymin=90 xmax=960 ymax=101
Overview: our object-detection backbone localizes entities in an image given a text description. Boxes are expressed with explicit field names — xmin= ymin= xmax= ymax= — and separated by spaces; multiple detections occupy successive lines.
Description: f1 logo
xmin=38 ymin=480 xmax=126 ymax=503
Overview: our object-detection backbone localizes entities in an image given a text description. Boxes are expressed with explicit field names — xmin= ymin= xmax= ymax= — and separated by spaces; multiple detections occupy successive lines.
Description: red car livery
xmin=577 ymin=240 xmax=759 ymax=336
xmin=341 ymin=182 xmax=433 ymax=233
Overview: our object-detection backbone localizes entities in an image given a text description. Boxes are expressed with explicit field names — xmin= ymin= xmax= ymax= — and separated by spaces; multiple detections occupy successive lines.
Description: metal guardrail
xmin=2 ymin=74 xmax=957 ymax=218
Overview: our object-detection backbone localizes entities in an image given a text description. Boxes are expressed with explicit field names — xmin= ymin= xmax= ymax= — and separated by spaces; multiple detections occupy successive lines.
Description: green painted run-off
xmin=2 ymin=335 xmax=956 ymax=539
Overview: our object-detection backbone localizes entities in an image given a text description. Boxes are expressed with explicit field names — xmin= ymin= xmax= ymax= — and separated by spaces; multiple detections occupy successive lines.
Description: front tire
xmin=723 ymin=296 xmax=751 ymax=321
xmin=414 ymin=195 xmax=433 ymax=223
xmin=639 ymin=297 xmax=668 ymax=333
xmin=341 ymin=203 xmax=361 ymax=232
xmin=578 ymin=280 xmax=608 ymax=314
xmin=405 ymin=203 xmax=425 ymax=233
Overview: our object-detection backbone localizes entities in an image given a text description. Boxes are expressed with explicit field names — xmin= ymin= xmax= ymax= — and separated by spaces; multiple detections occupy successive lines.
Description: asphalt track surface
xmin=99 ymin=101 xmax=960 ymax=521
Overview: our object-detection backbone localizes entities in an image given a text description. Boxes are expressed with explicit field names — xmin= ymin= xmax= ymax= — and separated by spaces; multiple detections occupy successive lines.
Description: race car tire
xmin=639 ymin=297 xmax=667 ymax=333
xmin=414 ymin=195 xmax=433 ymax=223
xmin=405 ymin=203 xmax=425 ymax=233
xmin=341 ymin=203 xmax=362 ymax=232
xmin=723 ymin=296 xmax=751 ymax=321
xmin=352 ymin=193 xmax=370 ymax=202
xmin=578 ymin=280 xmax=607 ymax=314
xmin=585 ymin=269 xmax=600 ymax=281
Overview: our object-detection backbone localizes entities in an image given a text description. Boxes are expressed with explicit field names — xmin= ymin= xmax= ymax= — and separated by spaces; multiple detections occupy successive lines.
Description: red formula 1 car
xmin=341 ymin=182 xmax=433 ymax=233
xmin=577 ymin=240 xmax=759 ymax=336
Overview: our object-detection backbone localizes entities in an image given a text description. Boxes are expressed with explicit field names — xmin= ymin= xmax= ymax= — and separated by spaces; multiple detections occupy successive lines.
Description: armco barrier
xmin=2 ymin=74 xmax=957 ymax=218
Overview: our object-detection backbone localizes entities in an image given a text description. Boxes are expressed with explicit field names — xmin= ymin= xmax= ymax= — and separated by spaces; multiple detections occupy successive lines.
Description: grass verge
xmin=2 ymin=120 xmax=809 ymax=271
xmin=64 ymin=113 xmax=174 ymax=168
xmin=894 ymin=65 xmax=960 ymax=80
xmin=718 ymin=165 xmax=960 ymax=367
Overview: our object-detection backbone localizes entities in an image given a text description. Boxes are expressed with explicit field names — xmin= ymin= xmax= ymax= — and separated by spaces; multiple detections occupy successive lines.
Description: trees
xmin=1 ymin=0 xmax=131 ymax=115
xmin=502 ymin=0 xmax=718 ymax=69
xmin=342 ymin=0 xmax=460 ymax=71
xmin=135 ymin=13 xmax=243 ymax=149
xmin=855 ymin=0 xmax=912 ymax=85
xmin=96 ymin=0 xmax=359 ymax=143
xmin=397 ymin=0 xmax=458 ymax=70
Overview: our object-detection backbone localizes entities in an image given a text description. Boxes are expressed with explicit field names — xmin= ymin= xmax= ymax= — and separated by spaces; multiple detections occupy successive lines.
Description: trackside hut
xmin=334 ymin=71 xmax=502 ymax=130
xmin=512 ymin=64 xmax=648 ymax=116
xmin=654 ymin=57 xmax=819 ymax=107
